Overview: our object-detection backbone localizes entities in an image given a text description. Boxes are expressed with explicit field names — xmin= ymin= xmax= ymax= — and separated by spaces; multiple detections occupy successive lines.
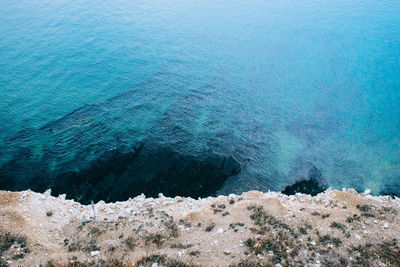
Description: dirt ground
xmin=1 ymin=189 xmax=399 ymax=266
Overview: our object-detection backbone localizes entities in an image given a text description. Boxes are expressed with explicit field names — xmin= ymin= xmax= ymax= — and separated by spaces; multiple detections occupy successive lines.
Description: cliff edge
xmin=1 ymin=189 xmax=399 ymax=266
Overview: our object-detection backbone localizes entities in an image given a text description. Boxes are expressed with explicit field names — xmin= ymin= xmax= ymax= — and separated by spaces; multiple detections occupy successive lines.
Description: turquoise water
xmin=1 ymin=0 xmax=399 ymax=196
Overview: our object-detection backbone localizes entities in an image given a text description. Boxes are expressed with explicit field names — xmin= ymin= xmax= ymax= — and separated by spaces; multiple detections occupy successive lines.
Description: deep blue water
xmin=1 ymin=0 xmax=399 ymax=200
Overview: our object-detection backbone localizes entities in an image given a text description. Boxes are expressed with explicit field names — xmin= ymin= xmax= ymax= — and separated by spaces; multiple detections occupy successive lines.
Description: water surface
xmin=0 ymin=0 xmax=399 ymax=199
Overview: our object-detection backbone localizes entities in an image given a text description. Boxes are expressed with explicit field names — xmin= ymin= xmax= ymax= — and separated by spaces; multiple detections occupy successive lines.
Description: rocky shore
xmin=1 ymin=189 xmax=399 ymax=266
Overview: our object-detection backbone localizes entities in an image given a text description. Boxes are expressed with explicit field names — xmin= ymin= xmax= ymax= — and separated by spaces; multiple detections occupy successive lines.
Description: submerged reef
xmin=51 ymin=144 xmax=240 ymax=204
xmin=0 ymin=143 xmax=240 ymax=204
xmin=282 ymin=164 xmax=328 ymax=196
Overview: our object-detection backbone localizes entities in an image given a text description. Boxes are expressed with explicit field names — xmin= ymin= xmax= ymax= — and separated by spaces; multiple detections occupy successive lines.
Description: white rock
xmin=90 ymin=250 xmax=100 ymax=256
xmin=151 ymin=263 xmax=158 ymax=267
xmin=217 ymin=228 xmax=224 ymax=233
xmin=355 ymin=234 xmax=361 ymax=240
xmin=383 ymin=222 xmax=389 ymax=229
xmin=363 ymin=189 xmax=371 ymax=195
xmin=44 ymin=189 xmax=51 ymax=197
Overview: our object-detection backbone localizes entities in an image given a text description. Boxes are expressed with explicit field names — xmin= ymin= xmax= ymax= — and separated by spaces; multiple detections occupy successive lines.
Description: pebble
xmin=217 ymin=228 xmax=224 ymax=233
xmin=383 ymin=222 xmax=389 ymax=229
xmin=90 ymin=251 xmax=100 ymax=256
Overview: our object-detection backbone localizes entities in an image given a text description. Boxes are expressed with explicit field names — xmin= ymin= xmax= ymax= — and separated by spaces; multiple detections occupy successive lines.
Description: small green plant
xmin=361 ymin=212 xmax=375 ymax=217
xmin=330 ymin=221 xmax=345 ymax=230
xmin=12 ymin=253 xmax=24 ymax=260
xmin=189 ymin=250 xmax=200 ymax=257
xmin=171 ymin=243 xmax=192 ymax=249
xmin=332 ymin=237 xmax=342 ymax=247
xmin=205 ymin=223 xmax=215 ymax=232
xmin=0 ymin=232 xmax=16 ymax=252
xmin=382 ymin=206 xmax=398 ymax=215
xmin=356 ymin=204 xmax=372 ymax=212
xmin=145 ymin=234 xmax=167 ymax=248
xmin=299 ymin=227 xmax=307 ymax=235
xmin=82 ymin=239 xmax=98 ymax=252
xmin=90 ymin=227 xmax=100 ymax=235
xmin=124 ymin=236 xmax=136 ymax=250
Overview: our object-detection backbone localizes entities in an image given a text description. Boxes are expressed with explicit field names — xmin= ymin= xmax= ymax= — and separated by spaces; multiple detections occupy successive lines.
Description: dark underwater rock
xmin=282 ymin=163 xmax=327 ymax=196
xmin=49 ymin=144 xmax=240 ymax=204
xmin=380 ymin=183 xmax=400 ymax=199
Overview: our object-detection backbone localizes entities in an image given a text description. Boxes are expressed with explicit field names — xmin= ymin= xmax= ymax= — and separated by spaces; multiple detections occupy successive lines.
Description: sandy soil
xmin=0 ymin=189 xmax=399 ymax=266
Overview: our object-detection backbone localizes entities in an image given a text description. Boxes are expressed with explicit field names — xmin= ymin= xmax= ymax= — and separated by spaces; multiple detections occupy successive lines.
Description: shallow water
xmin=0 ymin=0 xmax=399 ymax=199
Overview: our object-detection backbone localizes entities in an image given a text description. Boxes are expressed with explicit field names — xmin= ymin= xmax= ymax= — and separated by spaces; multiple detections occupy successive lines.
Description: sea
xmin=0 ymin=0 xmax=399 ymax=202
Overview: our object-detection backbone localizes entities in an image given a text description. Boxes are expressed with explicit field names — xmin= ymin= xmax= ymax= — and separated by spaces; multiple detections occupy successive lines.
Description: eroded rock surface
xmin=0 ymin=189 xmax=399 ymax=266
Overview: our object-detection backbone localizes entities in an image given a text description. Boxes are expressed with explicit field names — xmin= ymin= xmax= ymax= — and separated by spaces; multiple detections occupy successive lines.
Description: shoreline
xmin=1 ymin=189 xmax=400 ymax=266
